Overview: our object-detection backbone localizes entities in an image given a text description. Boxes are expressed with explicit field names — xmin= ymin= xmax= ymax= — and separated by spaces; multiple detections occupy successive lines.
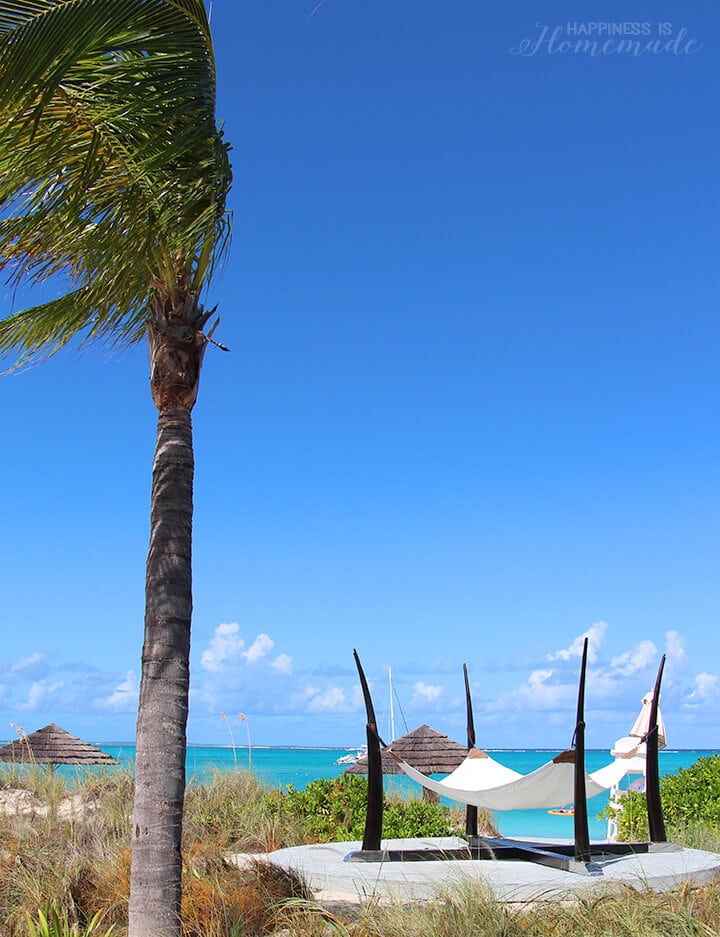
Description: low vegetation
xmin=606 ymin=755 xmax=720 ymax=849
xmin=1 ymin=762 xmax=720 ymax=937
xmin=264 ymin=774 xmax=495 ymax=842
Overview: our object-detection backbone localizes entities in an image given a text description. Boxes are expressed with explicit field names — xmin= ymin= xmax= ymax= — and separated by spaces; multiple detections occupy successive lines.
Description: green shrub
xmin=609 ymin=755 xmax=720 ymax=843
xmin=382 ymin=798 xmax=460 ymax=838
xmin=662 ymin=754 xmax=720 ymax=827
xmin=278 ymin=774 xmax=369 ymax=841
xmin=604 ymin=788 xmax=649 ymax=841
xmin=272 ymin=774 xmax=462 ymax=842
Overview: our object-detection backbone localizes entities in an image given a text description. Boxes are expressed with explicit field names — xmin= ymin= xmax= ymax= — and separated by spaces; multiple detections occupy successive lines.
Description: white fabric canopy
xmin=440 ymin=748 xmax=522 ymax=790
xmin=629 ymin=692 xmax=666 ymax=749
xmin=607 ymin=736 xmax=648 ymax=775
xmin=587 ymin=750 xmax=645 ymax=790
xmin=394 ymin=750 xmax=610 ymax=811
xmin=590 ymin=693 xmax=668 ymax=792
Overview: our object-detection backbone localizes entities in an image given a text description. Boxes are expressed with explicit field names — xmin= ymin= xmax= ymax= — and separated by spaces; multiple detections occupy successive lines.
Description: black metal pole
xmin=353 ymin=650 xmax=383 ymax=851
xmin=646 ymin=654 xmax=667 ymax=843
xmin=463 ymin=663 xmax=478 ymax=837
xmin=573 ymin=638 xmax=591 ymax=861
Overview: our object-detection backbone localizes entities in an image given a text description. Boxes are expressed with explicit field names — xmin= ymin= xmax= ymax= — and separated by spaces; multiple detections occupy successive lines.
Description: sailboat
xmin=334 ymin=745 xmax=368 ymax=766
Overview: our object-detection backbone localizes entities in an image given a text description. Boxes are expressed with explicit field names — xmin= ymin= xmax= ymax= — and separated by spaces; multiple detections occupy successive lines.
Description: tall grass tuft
xmin=0 ymin=763 xmax=71 ymax=811
xmin=351 ymin=879 xmax=720 ymax=937
xmin=183 ymin=770 xmax=306 ymax=853
xmin=181 ymin=854 xmax=310 ymax=937
xmin=349 ymin=880 xmax=520 ymax=937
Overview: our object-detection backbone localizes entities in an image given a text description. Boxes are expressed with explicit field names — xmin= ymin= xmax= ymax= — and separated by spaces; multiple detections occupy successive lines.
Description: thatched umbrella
xmin=0 ymin=724 xmax=118 ymax=772
xmin=346 ymin=724 xmax=467 ymax=776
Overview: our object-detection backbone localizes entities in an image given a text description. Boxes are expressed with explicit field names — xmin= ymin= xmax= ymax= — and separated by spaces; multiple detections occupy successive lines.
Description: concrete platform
xmin=230 ymin=836 xmax=720 ymax=907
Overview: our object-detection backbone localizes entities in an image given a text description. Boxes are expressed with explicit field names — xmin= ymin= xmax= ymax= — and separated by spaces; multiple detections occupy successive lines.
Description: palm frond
xmin=0 ymin=286 xmax=147 ymax=368
xmin=0 ymin=0 xmax=232 ymax=367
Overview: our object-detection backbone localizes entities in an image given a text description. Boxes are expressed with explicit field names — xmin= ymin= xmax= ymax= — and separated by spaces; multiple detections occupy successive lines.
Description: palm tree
xmin=0 ymin=3 xmax=231 ymax=934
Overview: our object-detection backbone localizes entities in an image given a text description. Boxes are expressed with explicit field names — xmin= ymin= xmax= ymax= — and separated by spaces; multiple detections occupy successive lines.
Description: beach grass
xmin=347 ymin=879 xmax=720 ymax=937
xmin=183 ymin=770 xmax=306 ymax=853
xmin=2 ymin=765 xmax=720 ymax=936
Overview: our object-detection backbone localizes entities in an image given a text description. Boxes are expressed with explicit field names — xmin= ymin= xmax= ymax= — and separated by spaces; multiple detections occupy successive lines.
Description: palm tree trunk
xmin=129 ymin=405 xmax=194 ymax=937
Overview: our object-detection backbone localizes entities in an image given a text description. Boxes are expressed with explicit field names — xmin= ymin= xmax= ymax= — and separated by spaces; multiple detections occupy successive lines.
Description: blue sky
xmin=1 ymin=2 xmax=718 ymax=750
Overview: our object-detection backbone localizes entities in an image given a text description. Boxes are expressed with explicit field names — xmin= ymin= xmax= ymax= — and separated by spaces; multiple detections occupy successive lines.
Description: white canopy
xmin=441 ymin=748 xmax=522 ymax=789
xmin=587 ymin=742 xmax=646 ymax=789
xmin=592 ymin=692 xmax=668 ymax=791
xmin=629 ymin=692 xmax=666 ymax=749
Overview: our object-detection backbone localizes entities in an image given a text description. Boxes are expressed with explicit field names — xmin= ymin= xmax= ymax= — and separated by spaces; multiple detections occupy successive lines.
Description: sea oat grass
xmin=184 ymin=770 xmax=306 ymax=853
xmin=70 ymin=846 xmax=132 ymax=933
xmin=349 ymin=880 xmax=525 ymax=937
xmin=0 ymin=813 xmax=86 ymax=933
xmin=0 ymin=764 xmax=71 ymax=811
xmin=269 ymin=897 xmax=354 ymax=936
xmin=507 ymin=883 xmax=720 ymax=937
xmin=0 ymin=771 xmax=133 ymax=935
xmin=342 ymin=878 xmax=720 ymax=937
xmin=668 ymin=821 xmax=720 ymax=854
xmin=181 ymin=854 xmax=310 ymax=937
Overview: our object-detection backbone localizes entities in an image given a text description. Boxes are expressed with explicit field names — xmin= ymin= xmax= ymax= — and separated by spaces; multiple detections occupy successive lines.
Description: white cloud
xmin=10 ymin=652 xmax=46 ymax=677
xmin=525 ymin=668 xmax=573 ymax=708
xmin=547 ymin=621 xmax=607 ymax=664
xmin=242 ymin=633 xmax=274 ymax=663
xmin=307 ymin=687 xmax=347 ymax=712
xmin=287 ymin=684 xmax=320 ymax=710
xmin=610 ymin=640 xmax=657 ymax=678
xmin=529 ymin=668 xmax=553 ymax=690
xmin=689 ymin=672 xmax=719 ymax=703
xmin=271 ymin=653 xmax=293 ymax=675
xmin=201 ymin=622 xmax=245 ymax=672
xmin=665 ymin=630 xmax=688 ymax=668
xmin=490 ymin=667 xmax=577 ymax=713
xmin=94 ymin=671 xmax=138 ymax=712
xmin=18 ymin=680 xmax=64 ymax=711
xmin=411 ymin=682 xmax=442 ymax=705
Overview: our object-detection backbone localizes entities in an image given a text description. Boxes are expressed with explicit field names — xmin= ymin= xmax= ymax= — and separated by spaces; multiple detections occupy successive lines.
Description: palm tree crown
xmin=0 ymin=0 xmax=231 ymax=365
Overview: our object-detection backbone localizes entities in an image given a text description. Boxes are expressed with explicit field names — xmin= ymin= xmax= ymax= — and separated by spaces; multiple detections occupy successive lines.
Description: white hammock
xmin=391 ymin=748 xmax=631 ymax=811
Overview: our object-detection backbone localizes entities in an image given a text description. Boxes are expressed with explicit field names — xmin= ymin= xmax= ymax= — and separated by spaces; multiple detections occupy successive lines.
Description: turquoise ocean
xmin=72 ymin=744 xmax=720 ymax=841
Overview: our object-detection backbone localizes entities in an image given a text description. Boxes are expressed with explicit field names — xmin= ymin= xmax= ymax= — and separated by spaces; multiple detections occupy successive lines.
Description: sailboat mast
xmin=388 ymin=666 xmax=396 ymax=742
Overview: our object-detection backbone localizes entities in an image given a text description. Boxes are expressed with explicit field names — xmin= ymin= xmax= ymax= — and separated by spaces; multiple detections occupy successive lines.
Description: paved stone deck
xmin=230 ymin=836 xmax=720 ymax=907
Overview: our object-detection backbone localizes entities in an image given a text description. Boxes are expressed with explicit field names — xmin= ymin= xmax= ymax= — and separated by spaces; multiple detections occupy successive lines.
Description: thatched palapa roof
xmin=346 ymin=724 xmax=467 ymax=775
xmin=0 ymin=724 xmax=118 ymax=767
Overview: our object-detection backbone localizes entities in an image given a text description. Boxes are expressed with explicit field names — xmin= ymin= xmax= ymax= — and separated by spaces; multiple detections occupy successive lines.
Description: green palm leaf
xmin=0 ymin=0 xmax=232 ymax=366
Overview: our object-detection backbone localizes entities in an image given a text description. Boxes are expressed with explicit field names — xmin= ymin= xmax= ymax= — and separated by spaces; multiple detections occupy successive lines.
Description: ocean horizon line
xmin=3 ymin=739 xmax=717 ymax=754
xmin=95 ymin=742 xmax=719 ymax=754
